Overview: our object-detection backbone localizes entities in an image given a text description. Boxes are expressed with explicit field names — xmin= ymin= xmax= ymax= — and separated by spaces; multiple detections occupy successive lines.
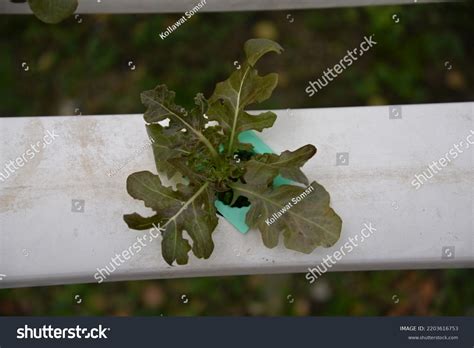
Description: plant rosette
xmin=124 ymin=38 xmax=343 ymax=265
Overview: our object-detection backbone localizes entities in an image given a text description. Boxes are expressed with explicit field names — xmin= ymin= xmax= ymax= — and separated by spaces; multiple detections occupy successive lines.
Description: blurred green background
xmin=0 ymin=2 xmax=472 ymax=116
xmin=0 ymin=2 xmax=473 ymax=315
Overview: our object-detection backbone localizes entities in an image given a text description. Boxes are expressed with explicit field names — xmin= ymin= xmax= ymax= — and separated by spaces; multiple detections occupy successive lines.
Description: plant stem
xmin=227 ymin=66 xmax=251 ymax=156
xmin=163 ymin=182 xmax=209 ymax=228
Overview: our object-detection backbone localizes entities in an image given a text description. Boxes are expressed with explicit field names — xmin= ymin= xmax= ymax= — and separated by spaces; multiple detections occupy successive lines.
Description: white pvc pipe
xmin=0 ymin=102 xmax=472 ymax=288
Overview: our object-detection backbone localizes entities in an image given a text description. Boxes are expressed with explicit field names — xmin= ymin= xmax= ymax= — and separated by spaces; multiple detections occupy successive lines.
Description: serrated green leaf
xmin=244 ymin=145 xmax=317 ymax=186
xmin=189 ymin=93 xmax=209 ymax=130
xmin=207 ymin=39 xmax=283 ymax=155
xmin=146 ymin=123 xmax=190 ymax=179
xmin=28 ymin=0 xmax=78 ymax=24
xmin=123 ymin=213 xmax=162 ymax=231
xmin=124 ymin=171 xmax=218 ymax=265
xmin=162 ymin=220 xmax=192 ymax=265
xmin=141 ymin=85 xmax=219 ymax=159
xmin=231 ymin=181 xmax=342 ymax=253
xmin=141 ymin=85 xmax=186 ymax=126
xmin=126 ymin=171 xmax=182 ymax=214
xmin=244 ymin=38 xmax=285 ymax=67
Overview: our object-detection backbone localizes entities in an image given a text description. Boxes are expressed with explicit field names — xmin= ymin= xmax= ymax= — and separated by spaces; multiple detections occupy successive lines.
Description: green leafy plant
xmin=124 ymin=38 xmax=342 ymax=265
xmin=15 ymin=0 xmax=78 ymax=24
